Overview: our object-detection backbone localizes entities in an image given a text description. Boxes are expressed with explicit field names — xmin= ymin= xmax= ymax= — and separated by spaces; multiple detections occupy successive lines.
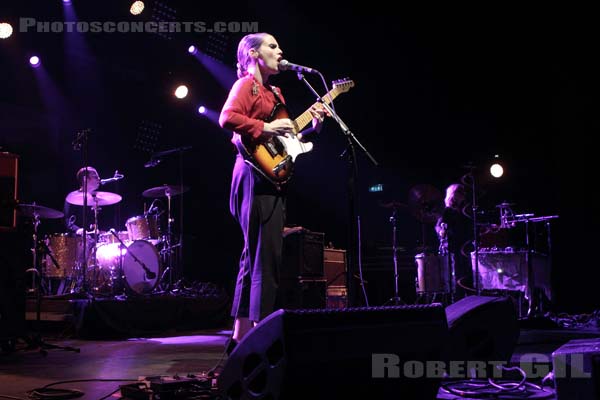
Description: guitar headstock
xmin=332 ymin=78 xmax=355 ymax=93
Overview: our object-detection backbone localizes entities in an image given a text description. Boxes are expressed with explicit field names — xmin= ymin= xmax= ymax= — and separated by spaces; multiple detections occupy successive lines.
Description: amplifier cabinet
xmin=282 ymin=229 xmax=324 ymax=279
xmin=324 ymin=248 xmax=346 ymax=287
xmin=0 ymin=153 xmax=19 ymax=231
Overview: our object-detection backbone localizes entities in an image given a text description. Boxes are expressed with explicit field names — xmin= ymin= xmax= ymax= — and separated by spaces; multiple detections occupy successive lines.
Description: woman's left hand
xmin=309 ymin=104 xmax=329 ymax=133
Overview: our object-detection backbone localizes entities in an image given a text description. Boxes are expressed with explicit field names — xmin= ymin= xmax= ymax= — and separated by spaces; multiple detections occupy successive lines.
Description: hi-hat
xmin=408 ymin=184 xmax=444 ymax=224
xmin=17 ymin=203 xmax=64 ymax=219
xmin=66 ymin=190 xmax=122 ymax=206
xmin=142 ymin=184 xmax=190 ymax=198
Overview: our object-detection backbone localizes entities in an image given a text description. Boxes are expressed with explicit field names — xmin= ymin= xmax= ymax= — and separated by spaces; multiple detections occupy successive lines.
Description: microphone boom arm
xmin=109 ymin=230 xmax=155 ymax=279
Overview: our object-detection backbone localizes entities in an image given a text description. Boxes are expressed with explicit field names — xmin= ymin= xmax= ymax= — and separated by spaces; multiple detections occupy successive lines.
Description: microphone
xmin=144 ymin=158 xmax=161 ymax=168
xmin=100 ymin=171 xmax=125 ymax=185
xmin=278 ymin=59 xmax=319 ymax=74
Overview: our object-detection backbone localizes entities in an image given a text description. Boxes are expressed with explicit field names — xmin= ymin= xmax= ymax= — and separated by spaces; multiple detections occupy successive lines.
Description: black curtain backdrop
xmin=1 ymin=3 xmax=596 ymax=312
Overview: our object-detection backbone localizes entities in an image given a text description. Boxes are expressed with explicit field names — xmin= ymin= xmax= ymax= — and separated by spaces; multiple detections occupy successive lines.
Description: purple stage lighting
xmin=197 ymin=106 xmax=206 ymax=114
xmin=63 ymin=0 xmax=71 ymax=3
xmin=29 ymin=56 xmax=41 ymax=68
xmin=188 ymin=45 xmax=198 ymax=55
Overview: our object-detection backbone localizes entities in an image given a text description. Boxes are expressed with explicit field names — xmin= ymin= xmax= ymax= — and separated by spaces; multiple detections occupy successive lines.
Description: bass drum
xmin=89 ymin=242 xmax=125 ymax=295
xmin=121 ymin=240 xmax=161 ymax=295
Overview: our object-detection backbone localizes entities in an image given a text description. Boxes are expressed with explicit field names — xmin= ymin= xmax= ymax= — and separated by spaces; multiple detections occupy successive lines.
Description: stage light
xmin=197 ymin=106 xmax=206 ymax=114
xmin=0 ymin=22 xmax=13 ymax=39
xmin=188 ymin=45 xmax=198 ymax=55
xmin=29 ymin=56 xmax=41 ymax=68
xmin=130 ymin=1 xmax=145 ymax=15
xmin=490 ymin=155 xmax=504 ymax=178
xmin=174 ymin=85 xmax=188 ymax=99
xmin=63 ymin=0 xmax=71 ymax=3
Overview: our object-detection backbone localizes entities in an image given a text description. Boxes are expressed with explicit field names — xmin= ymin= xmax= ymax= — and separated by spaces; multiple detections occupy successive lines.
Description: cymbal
xmin=408 ymin=184 xmax=444 ymax=224
xmin=142 ymin=184 xmax=190 ymax=198
xmin=17 ymin=203 xmax=64 ymax=219
xmin=378 ymin=200 xmax=408 ymax=209
xmin=66 ymin=190 xmax=122 ymax=206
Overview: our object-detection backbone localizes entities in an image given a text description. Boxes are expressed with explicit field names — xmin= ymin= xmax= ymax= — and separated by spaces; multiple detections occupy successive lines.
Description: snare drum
xmin=43 ymin=233 xmax=82 ymax=278
xmin=415 ymin=252 xmax=455 ymax=293
xmin=126 ymin=215 xmax=159 ymax=241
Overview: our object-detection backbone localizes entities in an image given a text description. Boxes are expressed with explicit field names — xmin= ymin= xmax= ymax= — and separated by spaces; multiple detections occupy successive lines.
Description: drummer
xmin=435 ymin=183 xmax=472 ymax=299
xmin=64 ymin=166 xmax=101 ymax=235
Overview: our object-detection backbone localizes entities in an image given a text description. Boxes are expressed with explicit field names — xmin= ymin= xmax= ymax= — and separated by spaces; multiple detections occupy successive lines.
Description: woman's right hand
xmin=263 ymin=118 xmax=294 ymax=138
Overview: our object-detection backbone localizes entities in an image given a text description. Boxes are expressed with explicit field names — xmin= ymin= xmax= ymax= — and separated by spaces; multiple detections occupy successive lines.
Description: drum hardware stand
xmin=25 ymin=208 xmax=44 ymax=318
xmin=71 ymin=129 xmax=92 ymax=295
xmin=384 ymin=207 xmax=405 ymax=305
xmin=23 ymin=207 xmax=80 ymax=355
xmin=157 ymin=188 xmax=184 ymax=291
xmin=145 ymin=146 xmax=191 ymax=290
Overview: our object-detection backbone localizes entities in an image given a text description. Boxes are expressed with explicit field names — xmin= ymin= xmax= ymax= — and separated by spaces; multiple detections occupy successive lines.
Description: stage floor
xmin=2 ymin=323 xmax=600 ymax=399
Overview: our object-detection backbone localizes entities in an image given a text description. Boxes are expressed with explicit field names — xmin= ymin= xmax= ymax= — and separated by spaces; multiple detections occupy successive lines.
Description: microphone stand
xmin=463 ymin=166 xmax=481 ymax=296
xmin=296 ymin=73 xmax=378 ymax=306
xmin=148 ymin=146 xmax=191 ymax=289
xmin=72 ymin=129 xmax=91 ymax=295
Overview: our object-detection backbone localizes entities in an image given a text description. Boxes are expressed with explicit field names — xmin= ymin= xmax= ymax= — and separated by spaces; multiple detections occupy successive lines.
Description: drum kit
xmin=380 ymin=184 xmax=456 ymax=305
xmin=18 ymin=182 xmax=189 ymax=299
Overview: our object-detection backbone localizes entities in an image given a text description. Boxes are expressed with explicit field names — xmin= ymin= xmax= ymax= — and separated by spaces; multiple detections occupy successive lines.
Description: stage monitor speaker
xmin=218 ymin=305 xmax=449 ymax=399
xmin=444 ymin=296 xmax=519 ymax=368
xmin=552 ymin=338 xmax=600 ymax=400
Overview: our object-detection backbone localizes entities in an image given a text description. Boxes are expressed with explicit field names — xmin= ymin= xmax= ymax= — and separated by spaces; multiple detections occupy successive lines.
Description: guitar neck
xmin=294 ymin=89 xmax=341 ymax=132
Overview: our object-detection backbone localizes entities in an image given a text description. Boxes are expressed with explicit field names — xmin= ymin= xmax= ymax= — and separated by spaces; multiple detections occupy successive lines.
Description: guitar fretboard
xmin=294 ymin=89 xmax=341 ymax=132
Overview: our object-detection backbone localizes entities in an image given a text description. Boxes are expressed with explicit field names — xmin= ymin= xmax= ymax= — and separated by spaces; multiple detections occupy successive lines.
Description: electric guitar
xmin=234 ymin=78 xmax=355 ymax=186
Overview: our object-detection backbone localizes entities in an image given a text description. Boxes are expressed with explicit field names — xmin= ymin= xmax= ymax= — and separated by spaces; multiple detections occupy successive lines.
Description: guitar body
xmin=239 ymin=103 xmax=312 ymax=185
xmin=235 ymin=79 xmax=354 ymax=186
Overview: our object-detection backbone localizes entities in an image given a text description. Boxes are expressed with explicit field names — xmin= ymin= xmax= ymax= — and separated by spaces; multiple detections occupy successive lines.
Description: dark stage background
xmin=1 ymin=3 xmax=595 ymax=312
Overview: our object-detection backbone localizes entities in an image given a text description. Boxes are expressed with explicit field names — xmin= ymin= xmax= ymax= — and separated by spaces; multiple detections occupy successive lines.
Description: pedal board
xmin=120 ymin=375 xmax=213 ymax=399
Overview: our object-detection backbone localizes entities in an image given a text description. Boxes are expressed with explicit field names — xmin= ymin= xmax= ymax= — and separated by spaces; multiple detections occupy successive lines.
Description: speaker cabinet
xmin=0 ymin=153 xmax=19 ymax=231
xmin=444 ymin=296 xmax=519 ymax=367
xmin=324 ymin=248 xmax=346 ymax=287
xmin=282 ymin=229 xmax=324 ymax=279
xmin=219 ymin=305 xmax=449 ymax=399
xmin=277 ymin=278 xmax=326 ymax=309
xmin=326 ymin=286 xmax=347 ymax=309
